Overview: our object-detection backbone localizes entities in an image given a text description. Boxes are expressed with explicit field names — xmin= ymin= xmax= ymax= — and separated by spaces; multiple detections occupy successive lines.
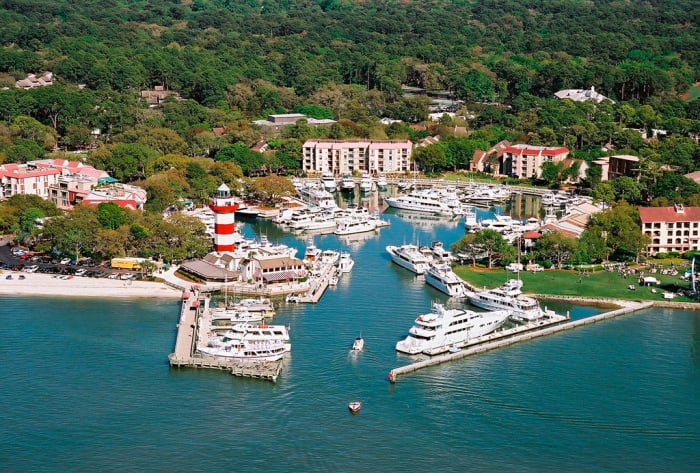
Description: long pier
xmin=388 ymin=301 xmax=654 ymax=383
xmin=168 ymin=289 xmax=283 ymax=382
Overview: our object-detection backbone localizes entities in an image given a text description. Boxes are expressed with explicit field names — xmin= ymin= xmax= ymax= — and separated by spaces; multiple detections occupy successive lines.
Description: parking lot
xmin=0 ymin=244 xmax=136 ymax=280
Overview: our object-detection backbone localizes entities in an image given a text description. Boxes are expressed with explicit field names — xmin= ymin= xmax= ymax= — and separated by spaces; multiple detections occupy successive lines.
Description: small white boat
xmin=285 ymin=293 xmax=302 ymax=303
xmin=338 ymin=252 xmax=355 ymax=273
xmin=351 ymin=336 xmax=364 ymax=351
xmin=348 ymin=401 xmax=361 ymax=414
xmin=376 ymin=174 xmax=388 ymax=188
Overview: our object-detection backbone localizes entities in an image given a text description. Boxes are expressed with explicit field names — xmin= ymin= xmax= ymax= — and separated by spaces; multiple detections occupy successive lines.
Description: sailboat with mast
xmin=210 ymin=277 xmax=264 ymax=323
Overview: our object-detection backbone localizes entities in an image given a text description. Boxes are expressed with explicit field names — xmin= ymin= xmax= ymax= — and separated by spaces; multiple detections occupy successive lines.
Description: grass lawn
xmin=681 ymin=83 xmax=700 ymax=101
xmin=454 ymin=264 xmax=697 ymax=303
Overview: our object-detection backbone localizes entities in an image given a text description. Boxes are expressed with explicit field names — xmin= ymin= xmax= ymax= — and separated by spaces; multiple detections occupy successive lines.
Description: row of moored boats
xmin=387 ymin=239 xmax=550 ymax=355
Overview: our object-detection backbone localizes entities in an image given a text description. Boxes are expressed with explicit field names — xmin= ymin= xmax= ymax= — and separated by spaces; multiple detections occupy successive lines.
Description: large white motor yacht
xmin=340 ymin=174 xmax=355 ymax=192
xmin=199 ymin=336 xmax=287 ymax=361
xmin=334 ymin=216 xmax=377 ymax=235
xmin=395 ymin=302 xmax=510 ymax=355
xmin=359 ymin=173 xmax=373 ymax=193
xmin=386 ymin=244 xmax=432 ymax=275
xmin=424 ymin=263 xmax=468 ymax=298
xmin=320 ymin=172 xmax=337 ymax=192
xmin=466 ymin=279 xmax=544 ymax=322
xmin=385 ymin=190 xmax=457 ymax=216
xmin=297 ymin=183 xmax=337 ymax=209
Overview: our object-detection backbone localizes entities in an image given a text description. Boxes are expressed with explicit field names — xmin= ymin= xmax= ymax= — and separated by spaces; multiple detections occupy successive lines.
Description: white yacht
xmin=210 ymin=307 xmax=264 ymax=324
xmin=376 ymin=174 xmax=388 ymax=188
xmin=430 ymin=241 xmax=454 ymax=263
xmin=340 ymin=174 xmax=355 ymax=192
xmin=385 ymin=190 xmax=457 ymax=216
xmin=198 ymin=337 xmax=287 ymax=361
xmin=224 ymin=322 xmax=291 ymax=348
xmin=469 ymin=214 xmax=522 ymax=234
xmin=424 ymin=263 xmax=468 ymax=298
xmin=303 ymin=211 xmax=338 ymax=232
xmin=466 ymin=279 xmax=545 ymax=322
xmin=395 ymin=302 xmax=510 ymax=355
xmin=397 ymin=178 xmax=412 ymax=191
xmin=386 ymin=244 xmax=432 ymax=274
xmin=351 ymin=336 xmax=364 ymax=351
xmin=464 ymin=207 xmax=477 ymax=228
xmin=338 ymin=252 xmax=355 ymax=273
xmin=334 ymin=216 xmax=377 ymax=235
xmin=359 ymin=173 xmax=373 ymax=192
xmin=297 ymin=183 xmax=337 ymax=209
xmin=320 ymin=172 xmax=337 ymax=192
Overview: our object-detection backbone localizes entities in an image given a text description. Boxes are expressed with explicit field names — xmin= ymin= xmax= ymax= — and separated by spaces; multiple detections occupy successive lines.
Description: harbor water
xmin=2 ymin=192 xmax=699 ymax=472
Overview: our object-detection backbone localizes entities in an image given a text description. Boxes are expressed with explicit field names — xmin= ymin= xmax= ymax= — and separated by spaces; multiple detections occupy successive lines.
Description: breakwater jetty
xmin=388 ymin=300 xmax=654 ymax=383
xmin=168 ymin=288 xmax=283 ymax=382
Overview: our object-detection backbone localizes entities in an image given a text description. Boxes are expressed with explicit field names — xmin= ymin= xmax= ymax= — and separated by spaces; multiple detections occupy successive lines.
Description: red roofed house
xmin=470 ymin=140 xmax=511 ymax=174
xmin=639 ymin=204 xmax=700 ymax=256
xmin=502 ymin=144 xmax=569 ymax=179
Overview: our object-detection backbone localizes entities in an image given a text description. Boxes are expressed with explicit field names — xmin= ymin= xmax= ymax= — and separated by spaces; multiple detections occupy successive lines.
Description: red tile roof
xmin=639 ymin=206 xmax=700 ymax=223
xmin=503 ymin=146 xmax=569 ymax=156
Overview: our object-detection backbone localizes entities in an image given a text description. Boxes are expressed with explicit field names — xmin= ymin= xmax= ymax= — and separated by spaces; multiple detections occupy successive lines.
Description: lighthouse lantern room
xmin=208 ymin=183 xmax=240 ymax=252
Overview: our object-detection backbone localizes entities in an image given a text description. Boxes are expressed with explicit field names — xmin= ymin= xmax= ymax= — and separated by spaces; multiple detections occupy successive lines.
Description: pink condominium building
xmin=302 ymin=139 xmax=413 ymax=175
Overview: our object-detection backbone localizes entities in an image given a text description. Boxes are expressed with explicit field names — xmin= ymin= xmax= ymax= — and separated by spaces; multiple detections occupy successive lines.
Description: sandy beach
xmin=0 ymin=271 xmax=183 ymax=299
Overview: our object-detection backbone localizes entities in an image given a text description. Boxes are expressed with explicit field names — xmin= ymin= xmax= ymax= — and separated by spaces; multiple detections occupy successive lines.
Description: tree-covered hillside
xmin=1 ymin=0 xmax=697 ymax=104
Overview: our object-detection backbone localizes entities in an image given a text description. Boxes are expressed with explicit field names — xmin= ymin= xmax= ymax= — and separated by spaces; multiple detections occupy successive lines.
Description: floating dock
xmin=168 ymin=289 xmax=283 ymax=382
xmin=388 ymin=301 xmax=654 ymax=383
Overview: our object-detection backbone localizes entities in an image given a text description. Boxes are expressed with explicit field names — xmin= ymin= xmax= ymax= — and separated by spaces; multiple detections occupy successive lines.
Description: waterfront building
xmin=501 ymin=144 xmax=569 ymax=179
xmin=639 ymin=204 xmax=700 ymax=256
xmin=301 ymin=139 xmax=413 ymax=175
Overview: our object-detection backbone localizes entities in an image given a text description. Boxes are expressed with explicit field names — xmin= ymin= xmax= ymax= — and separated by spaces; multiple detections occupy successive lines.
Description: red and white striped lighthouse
xmin=208 ymin=183 xmax=239 ymax=253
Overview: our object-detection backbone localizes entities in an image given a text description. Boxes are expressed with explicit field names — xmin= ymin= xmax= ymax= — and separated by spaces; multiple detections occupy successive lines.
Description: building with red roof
xmin=502 ymin=144 xmax=569 ymax=179
xmin=0 ymin=164 xmax=62 ymax=199
xmin=639 ymin=204 xmax=700 ymax=256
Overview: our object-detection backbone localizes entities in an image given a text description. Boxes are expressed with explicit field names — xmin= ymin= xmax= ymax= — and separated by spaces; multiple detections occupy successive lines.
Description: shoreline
xmin=0 ymin=271 xmax=182 ymax=299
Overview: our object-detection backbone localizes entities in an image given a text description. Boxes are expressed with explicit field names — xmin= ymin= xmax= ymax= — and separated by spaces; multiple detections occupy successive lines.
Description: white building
xmin=0 ymin=163 xmax=61 ymax=199
xmin=639 ymin=204 xmax=700 ymax=256
xmin=554 ymin=86 xmax=613 ymax=104
xmin=302 ymin=139 xmax=413 ymax=175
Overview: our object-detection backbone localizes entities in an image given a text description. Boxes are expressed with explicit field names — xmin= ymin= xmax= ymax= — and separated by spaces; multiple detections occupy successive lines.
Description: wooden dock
xmin=168 ymin=290 xmax=284 ymax=382
xmin=388 ymin=301 xmax=654 ymax=383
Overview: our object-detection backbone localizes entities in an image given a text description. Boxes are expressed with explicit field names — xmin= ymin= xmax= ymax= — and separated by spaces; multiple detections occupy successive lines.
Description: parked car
xmin=74 ymin=268 xmax=88 ymax=276
xmin=22 ymin=265 xmax=39 ymax=273
xmin=60 ymin=258 xmax=71 ymax=265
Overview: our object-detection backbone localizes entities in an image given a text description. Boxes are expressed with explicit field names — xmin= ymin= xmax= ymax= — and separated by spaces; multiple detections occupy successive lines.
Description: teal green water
xmin=1 ymin=200 xmax=699 ymax=472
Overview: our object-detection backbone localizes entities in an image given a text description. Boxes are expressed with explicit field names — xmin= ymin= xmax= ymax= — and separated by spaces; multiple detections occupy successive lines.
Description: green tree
xmin=96 ymin=202 xmax=127 ymax=230
xmin=248 ymin=175 xmax=296 ymax=205
xmin=534 ymin=231 xmax=577 ymax=268
xmin=474 ymin=229 xmax=514 ymax=268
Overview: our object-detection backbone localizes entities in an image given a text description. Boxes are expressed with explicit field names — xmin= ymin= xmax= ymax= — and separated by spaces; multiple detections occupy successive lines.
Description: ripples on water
xmin=2 ymin=209 xmax=700 ymax=472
